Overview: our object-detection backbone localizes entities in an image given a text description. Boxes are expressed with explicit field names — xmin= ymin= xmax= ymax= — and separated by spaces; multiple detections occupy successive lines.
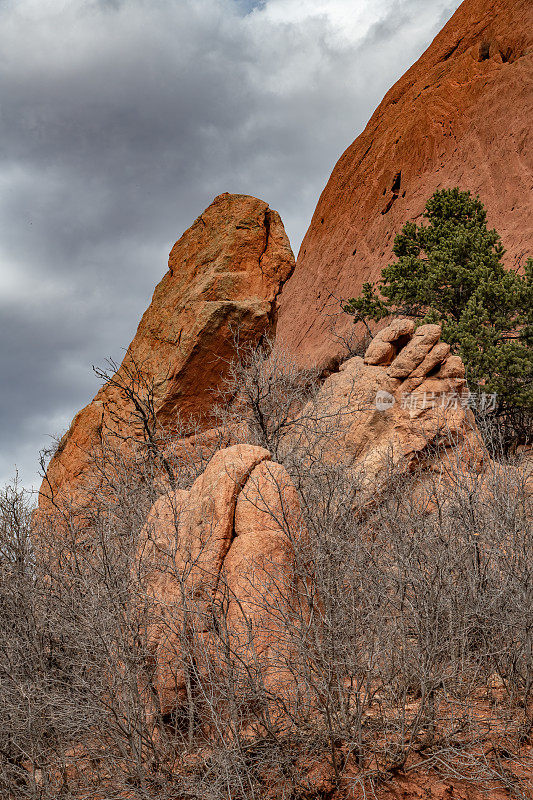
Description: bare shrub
xmin=213 ymin=337 xmax=321 ymax=461
xmin=2 ymin=342 xmax=532 ymax=798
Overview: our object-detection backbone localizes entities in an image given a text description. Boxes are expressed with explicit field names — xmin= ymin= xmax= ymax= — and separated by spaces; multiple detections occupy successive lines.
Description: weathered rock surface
xmin=139 ymin=324 xmax=494 ymax=722
xmin=298 ymin=319 xmax=485 ymax=498
xmin=387 ymin=324 xmax=442 ymax=378
xmin=39 ymin=194 xmax=294 ymax=511
xmin=276 ymin=0 xmax=533 ymax=367
xmin=363 ymin=317 xmax=416 ymax=366
xmin=180 ymin=444 xmax=271 ymax=595
xmin=139 ymin=444 xmax=303 ymax=718
xmin=224 ymin=459 xmax=302 ymax=690
xmin=140 ymin=487 xmax=191 ymax=715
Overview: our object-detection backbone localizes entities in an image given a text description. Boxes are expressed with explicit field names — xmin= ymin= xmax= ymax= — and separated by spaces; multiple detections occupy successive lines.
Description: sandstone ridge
xmin=39 ymin=193 xmax=295 ymax=511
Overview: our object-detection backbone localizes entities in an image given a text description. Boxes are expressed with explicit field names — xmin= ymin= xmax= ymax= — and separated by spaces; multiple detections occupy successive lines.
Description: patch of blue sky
xmin=233 ymin=0 xmax=265 ymax=15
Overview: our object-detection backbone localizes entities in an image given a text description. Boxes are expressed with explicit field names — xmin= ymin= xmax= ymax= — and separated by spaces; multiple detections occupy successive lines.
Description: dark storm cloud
xmin=0 ymin=0 xmax=461 ymax=491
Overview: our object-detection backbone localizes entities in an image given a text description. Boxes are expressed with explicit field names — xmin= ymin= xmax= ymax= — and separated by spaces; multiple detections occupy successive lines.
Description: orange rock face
xmin=276 ymin=0 xmax=533 ymax=367
xmin=39 ymin=193 xmax=294 ymax=510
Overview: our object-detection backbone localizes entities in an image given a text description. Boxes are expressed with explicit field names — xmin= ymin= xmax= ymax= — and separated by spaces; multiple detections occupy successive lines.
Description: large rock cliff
xmin=39 ymin=193 xmax=294 ymax=510
xmin=276 ymin=0 xmax=533 ymax=366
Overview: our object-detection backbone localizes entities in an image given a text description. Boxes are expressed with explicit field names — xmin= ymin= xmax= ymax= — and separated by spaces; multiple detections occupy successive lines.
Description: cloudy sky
xmin=0 ymin=0 xmax=462 ymax=493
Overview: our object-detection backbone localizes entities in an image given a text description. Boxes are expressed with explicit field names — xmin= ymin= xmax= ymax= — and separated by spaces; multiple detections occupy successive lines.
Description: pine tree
xmin=343 ymin=188 xmax=532 ymax=430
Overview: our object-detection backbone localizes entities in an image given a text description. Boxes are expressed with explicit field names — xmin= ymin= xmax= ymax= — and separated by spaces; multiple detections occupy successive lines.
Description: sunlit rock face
xmin=39 ymin=193 xmax=294 ymax=513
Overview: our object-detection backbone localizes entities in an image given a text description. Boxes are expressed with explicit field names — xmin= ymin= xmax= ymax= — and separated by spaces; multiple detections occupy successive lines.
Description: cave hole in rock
xmin=391 ymin=171 xmax=402 ymax=193
xmin=478 ymin=41 xmax=491 ymax=61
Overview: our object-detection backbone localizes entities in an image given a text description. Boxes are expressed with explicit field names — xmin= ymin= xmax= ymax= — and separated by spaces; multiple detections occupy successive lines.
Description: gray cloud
xmin=0 ymin=0 xmax=461 ymax=492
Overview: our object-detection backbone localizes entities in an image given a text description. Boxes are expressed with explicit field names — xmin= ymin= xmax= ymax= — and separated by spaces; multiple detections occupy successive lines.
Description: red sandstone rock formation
xmin=139 ymin=444 xmax=304 ymax=718
xmin=39 ymin=193 xmax=294 ymax=511
xmin=30 ymin=0 xmax=533 ymax=791
xmin=294 ymin=319 xmax=486 ymax=505
xmin=276 ymin=0 xmax=533 ymax=367
xmin=139 ymin=325 xmax=492 ymax=721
